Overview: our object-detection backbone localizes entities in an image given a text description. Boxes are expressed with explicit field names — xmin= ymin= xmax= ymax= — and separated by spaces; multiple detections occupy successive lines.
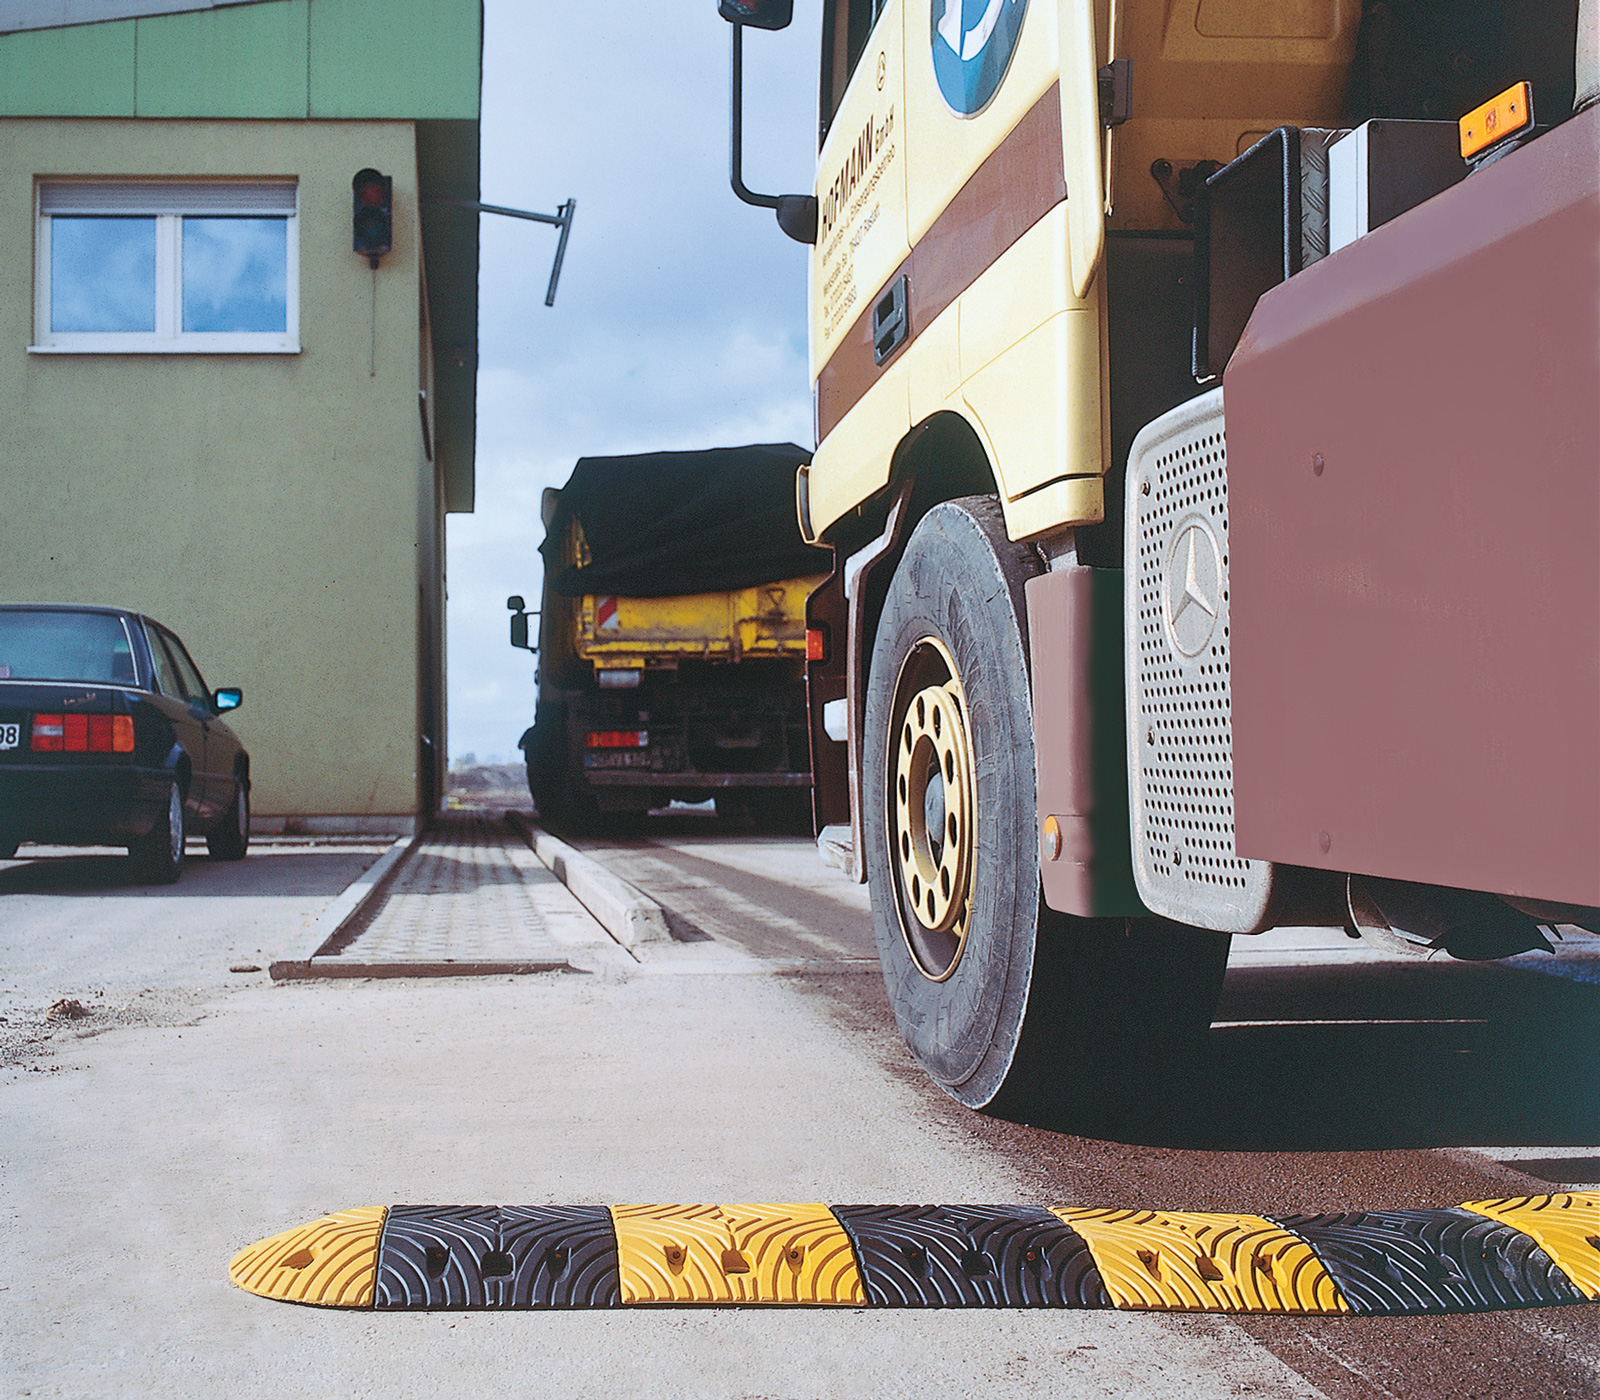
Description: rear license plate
xmin=0 ymin=722 xmax=19 ymax=750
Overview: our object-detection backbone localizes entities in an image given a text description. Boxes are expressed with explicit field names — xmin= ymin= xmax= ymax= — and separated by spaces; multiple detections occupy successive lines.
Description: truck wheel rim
xmin=889 ymin=637 xmax=974 ymax=981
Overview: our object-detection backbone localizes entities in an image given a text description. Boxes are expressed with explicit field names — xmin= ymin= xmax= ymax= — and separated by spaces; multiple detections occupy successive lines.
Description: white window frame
xmin=31 ymin=179 xmax=300 ymax=354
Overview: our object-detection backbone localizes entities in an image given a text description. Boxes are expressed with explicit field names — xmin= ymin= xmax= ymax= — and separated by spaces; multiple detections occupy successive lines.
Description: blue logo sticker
xmin=931 ymin=0 xmax=1030 ymax=117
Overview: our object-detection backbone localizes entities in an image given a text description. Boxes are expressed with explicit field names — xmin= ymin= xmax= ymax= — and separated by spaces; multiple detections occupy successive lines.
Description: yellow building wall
xmin=0 ymin=118 xmax=436 ymax=820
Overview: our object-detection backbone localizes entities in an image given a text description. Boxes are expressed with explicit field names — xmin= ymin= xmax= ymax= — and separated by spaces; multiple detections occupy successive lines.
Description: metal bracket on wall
xmin=429 ymin=198 xmax=577 ymax=306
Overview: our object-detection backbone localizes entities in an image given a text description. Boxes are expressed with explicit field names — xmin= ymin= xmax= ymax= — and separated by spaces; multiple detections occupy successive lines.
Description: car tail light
xmin=30 ymin=713 xmax=134 ymax=753
xmin=586 ymin=730 xmax=649 ymax=749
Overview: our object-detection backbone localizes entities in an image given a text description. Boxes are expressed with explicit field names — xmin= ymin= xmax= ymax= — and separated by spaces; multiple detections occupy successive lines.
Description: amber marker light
xmin=1460 ymin=82 xmax=1532 ymax=160
xmin=806 ymin=627 xmax=829 ymax=663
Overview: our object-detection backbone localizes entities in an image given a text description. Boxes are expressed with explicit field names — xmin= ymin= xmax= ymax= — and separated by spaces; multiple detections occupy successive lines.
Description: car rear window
xmin=0 ymin=610 xmax=137 ymax=684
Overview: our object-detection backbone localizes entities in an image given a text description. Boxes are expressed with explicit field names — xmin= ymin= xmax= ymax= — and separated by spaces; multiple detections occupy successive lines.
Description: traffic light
xmin=351 ymin=168 xmax=392 ymax=267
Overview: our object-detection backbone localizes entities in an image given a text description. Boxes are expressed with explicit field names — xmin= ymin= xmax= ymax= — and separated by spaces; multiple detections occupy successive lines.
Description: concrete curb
xmin=269 ymin=834 xmax=415 ymax=980
xmin=507 ymin=812 xmax=671 ymax=947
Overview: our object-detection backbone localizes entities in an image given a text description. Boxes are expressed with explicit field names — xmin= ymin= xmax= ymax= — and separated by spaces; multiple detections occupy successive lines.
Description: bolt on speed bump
xmin=230 ymin=1195 xmax=1600 ymax=1316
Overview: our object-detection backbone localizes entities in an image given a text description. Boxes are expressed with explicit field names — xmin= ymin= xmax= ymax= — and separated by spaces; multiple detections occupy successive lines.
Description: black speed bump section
xmin=229 ymin=1194 xmax=1600 ymax=1315
xmin=1271 ymin=1209 xmax=1587 ymax=1315
xmin=375 ymin=1205 xmax=619 ymax=1309
xmin=831 ymin=1205 xmax=1110 ymax=1307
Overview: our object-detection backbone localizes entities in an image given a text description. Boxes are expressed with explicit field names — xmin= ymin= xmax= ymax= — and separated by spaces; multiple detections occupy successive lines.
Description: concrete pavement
xmin=1 ymin=819 xmax=1329 ymax=1400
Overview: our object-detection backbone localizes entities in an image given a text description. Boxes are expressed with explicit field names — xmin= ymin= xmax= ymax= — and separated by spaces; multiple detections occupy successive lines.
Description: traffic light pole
xmin=433 ymin=198 xmax=576 ymax=307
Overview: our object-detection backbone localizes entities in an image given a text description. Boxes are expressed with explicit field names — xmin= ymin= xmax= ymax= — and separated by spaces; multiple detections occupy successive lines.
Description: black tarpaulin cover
xmin=541 ymin=443 xmax=831 ymax=598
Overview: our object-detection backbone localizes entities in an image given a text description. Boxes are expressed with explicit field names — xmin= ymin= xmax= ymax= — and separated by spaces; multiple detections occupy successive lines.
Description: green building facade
xmin=0 ymin=0 xmax=482 ymax=827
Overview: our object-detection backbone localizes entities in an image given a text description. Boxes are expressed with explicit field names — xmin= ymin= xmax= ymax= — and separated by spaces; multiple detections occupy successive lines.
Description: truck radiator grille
xmin=1125 ymin=388 xmax=1276 ymax=932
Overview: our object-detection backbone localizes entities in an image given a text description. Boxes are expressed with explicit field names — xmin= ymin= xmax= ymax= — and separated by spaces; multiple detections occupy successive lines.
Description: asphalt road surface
xmin=2 ymin=817 xmax=1597 ymax=1399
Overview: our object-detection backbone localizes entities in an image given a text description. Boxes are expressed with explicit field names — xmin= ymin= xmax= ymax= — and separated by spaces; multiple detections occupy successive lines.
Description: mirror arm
xmin=729 ymin=25 xmax=780 ymax=210
xmin=728 ymin=25 xmax=819 ymax=243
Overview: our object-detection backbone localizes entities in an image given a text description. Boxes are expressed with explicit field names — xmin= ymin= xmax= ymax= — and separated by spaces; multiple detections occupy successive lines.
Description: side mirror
xmin=508 ymin=596 xmax=538 ymax=653
xmin=214 ymin=687 xmax=243 ymax=712
xmin=718 ymin=0 xmax=792 ymax=30
xmin=723 ymin=1 xmax=815 ymax=243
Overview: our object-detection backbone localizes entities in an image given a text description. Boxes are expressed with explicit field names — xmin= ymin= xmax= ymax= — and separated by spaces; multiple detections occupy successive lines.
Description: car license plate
xmin=0 ymin=722 xmax=19 ymax=750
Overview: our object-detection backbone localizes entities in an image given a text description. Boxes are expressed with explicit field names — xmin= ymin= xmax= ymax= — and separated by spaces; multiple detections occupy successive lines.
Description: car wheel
xmin=862 ymin=496 xmax=1229 ymax=1116
xmin=130 ymin=781 xmax=185 ymax=885
xmin=208 ymin=774 xmax=250 ymax=861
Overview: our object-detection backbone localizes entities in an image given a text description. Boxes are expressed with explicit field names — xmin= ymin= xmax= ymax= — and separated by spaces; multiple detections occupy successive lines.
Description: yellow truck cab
xmin=720 ymin=0 xmax=1600 ymax=1118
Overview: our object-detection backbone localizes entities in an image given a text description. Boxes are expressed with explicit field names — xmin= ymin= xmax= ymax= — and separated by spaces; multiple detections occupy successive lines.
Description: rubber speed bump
xmin=375 ymin=1205 xmax=619 ymax=1309
xmin=1053 ymin=1208 xmax=1346 ymax=1314
xmin=1273 ymin=1208 xmax=1587 ymax=1314
xmin=1460 ymin=1194 xmax=1600 ymax=1300
xmin=229 ymin=1206 xmax=386 ymax=1307
xmin=832 ymin=1205 xmax=1109 ymax=1307
xmin=230 ymin=1198 xmax=1600 ymax=1315
xmin=612 ymin=1203 xmax=863 ymax=1304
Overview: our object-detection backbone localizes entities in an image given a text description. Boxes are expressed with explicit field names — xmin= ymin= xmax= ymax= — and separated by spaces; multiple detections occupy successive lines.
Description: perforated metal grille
xmin=1126 ymin=390 xmax=1274 ymax=931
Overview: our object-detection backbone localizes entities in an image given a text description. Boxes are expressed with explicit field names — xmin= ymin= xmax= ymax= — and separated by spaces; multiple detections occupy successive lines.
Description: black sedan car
xmin=0 ymin=604 xmax=250 ymax=883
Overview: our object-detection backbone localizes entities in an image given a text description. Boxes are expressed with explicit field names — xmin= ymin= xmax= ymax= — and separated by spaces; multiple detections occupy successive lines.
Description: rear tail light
xmin=586 ymin=730 xmax=649 ymax=749
xmin=31 ymin=713 xmax=134 ymax=753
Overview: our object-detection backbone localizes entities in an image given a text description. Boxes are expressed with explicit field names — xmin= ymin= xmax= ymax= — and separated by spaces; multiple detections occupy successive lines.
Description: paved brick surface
xmin=322 ymin=814 xmax=585 ymax=967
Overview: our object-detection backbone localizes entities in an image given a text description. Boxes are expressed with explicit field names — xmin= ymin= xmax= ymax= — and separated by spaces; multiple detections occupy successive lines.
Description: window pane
xmin=146 ymin=630 xmax=184 ymax=698
xmin=0 ymin=610 xmax=135 ymax=684
xmin=50 ymin=217 xmax=156 ymax=333
xmin=160 ymin=628 xmax=209 ymax=699
xmin=182 ymin=217 xmax=287 ymax=333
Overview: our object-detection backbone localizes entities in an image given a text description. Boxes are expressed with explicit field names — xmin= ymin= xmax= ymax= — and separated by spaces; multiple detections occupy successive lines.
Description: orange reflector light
xmin=1460 ymin=81 xmax=1532 ymax=159
xmin=806 ymin=627 xmax=829 ymax=663
xmin=112 ymin=715 xmax=135 ymax=752
xmin=586 ymin=730 xmax=648 ymax=749
xmin=30 ymin=714 xmax=63 ymax=751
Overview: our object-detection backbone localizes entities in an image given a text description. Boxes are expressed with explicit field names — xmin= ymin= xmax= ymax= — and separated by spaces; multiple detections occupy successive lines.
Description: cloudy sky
xmin=446 ymin=2 xmax=824 ymax=764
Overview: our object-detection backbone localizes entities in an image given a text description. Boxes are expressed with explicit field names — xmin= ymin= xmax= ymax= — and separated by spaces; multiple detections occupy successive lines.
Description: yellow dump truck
xmin=511 ymin=443 xmax=830 ymax=832
xmin=718 ymin=0 xmax=1600 ymax=1118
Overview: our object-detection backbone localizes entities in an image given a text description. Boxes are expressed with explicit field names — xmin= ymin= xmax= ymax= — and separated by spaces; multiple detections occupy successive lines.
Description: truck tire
xmin=528 ymin=705 xmax=603 ymax=837
xmin=862 ymin=496 xmax=1228 ymax=1116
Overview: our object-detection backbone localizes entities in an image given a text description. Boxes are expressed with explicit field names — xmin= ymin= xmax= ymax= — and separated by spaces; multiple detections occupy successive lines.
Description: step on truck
xmin=717 ymin=0 xmax=1600 ymax=1115
xmin=510 ymin=443 xmax=831 ymax=834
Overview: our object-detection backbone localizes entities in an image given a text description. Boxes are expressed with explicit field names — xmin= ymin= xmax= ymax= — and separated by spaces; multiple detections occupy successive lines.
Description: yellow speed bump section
xmin=1053 ymin=1207 xmax=1349 ymax=1314
xmin=1460 ymin=1193 xmax=1600 ymax=1299
xmin=611 ymin=1203 xmax=865 ymax=1304
xmin=229 ymin=1206 xmax=386 ymax=1307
